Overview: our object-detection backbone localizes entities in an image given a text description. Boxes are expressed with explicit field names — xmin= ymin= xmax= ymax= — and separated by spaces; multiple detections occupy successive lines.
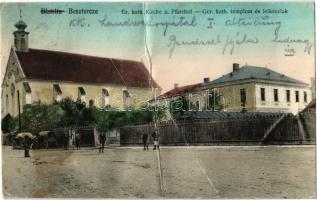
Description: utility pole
xmin=17 ymin=90 xmax=21 ymax=133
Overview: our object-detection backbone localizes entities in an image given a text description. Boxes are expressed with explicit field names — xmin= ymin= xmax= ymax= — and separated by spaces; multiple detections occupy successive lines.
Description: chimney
xmin=233 ymin=63 xmax=239 ymax=71
xmin=203 ymin=77 xmax=210 ymax=83
xmin=174 ymin=83 xmax=179 ymax=88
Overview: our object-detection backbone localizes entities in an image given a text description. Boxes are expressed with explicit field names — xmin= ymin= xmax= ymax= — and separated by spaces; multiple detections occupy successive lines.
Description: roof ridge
xmin=15 ymin=48 xmax=159 ymax=88
xmin=27 ymin=48 xmax=144 ymax=64
xmin=209 ymin=64 xmax=307 ymax=86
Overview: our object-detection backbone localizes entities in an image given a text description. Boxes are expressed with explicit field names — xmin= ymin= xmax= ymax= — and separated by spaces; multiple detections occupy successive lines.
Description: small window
xmin=53 ymin=84 xmax=62 ymax=102
xmin=304 ymin=91 xmax=307 ymax=103
xmin=102 ymin=89 xmax=110 ymax=107
xmin=274 ymin=89 xmax=278 ymax=102
xmin=123 ymin=90 xmax=131 ymax=109
xmin=6 ymin=95 xmax=9 ymax=108
xmin=78 ymin=87 xmax=86 ymax=102
xmin=53 ymin=84 xmax=62 ymax=95
xmin=78 ymin=87 xmax=86 ymax=95
xmin=123 ymin=90 xmax=130 ymax=98
xmin=240 ymin=89 xmax=246 ymax=104
xmin=102 ymin=88 xmax=109 ymax=97
xmin=295 ymin=91 xmax=299 ymax=102
xmin=286 ymin=90 xmax=290 ymax=102
xmin=260 ymin=88 xmax=265 ymax=101
xmin=89 ymin=99 xmax=94 ymax=107
xmin=21 ymin=38 xmax=25 ymax=46
xmin=23 ymin=82 xmax=31 ymax=93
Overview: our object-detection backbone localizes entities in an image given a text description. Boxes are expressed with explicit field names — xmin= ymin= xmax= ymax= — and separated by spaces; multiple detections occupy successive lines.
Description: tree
xmin=94 ymin=107 xmax=165 ymax=134
xmin=169 ymin=96 xmax=188 ymax=119
xmin=1 ymin=114 xmax=18 ymax=133
xmin=20 ymin=104 xmax=64 ymax=133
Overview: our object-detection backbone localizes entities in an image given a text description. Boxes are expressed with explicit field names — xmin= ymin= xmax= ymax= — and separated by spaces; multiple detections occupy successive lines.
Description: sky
xmin=0 ymin=2 xmax=315 ymax=92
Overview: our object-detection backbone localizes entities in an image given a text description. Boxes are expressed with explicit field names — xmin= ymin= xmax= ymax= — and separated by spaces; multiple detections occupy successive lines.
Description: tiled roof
xmin=15 ymin=48 xmax=159 ymax=88
xmin=158 ymin=83 xmax=202 ymax=99
xmin=208 ymin=65 xmax=307 ymax=86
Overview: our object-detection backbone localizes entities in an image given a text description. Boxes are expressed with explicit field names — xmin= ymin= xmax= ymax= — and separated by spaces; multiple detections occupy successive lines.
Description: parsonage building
xmin=157 ymin=63 xmax=312 ymax=115
xmin=2 ymin=18 xmax=161 ymax=117
xmin=203 ymin=63 xmax=312 ymax=114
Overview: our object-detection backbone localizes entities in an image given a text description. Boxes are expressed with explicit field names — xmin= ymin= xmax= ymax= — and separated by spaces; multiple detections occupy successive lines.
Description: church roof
xmin=15 ymin=48 xmax=159 ymax=88
xmin=208 ymin=65 xmax=308 ymax=86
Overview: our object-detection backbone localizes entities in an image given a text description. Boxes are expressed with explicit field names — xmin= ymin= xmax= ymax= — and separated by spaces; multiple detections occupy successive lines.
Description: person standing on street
xmin=63 ymin=132 xmax=69 ymax=150
xmin=98 ymin=133 xmax=106 ymax=153
xmin=152 ymin=130 xmax=160 ymax=150
xmin=75 ymin=131 xmax=81 ymax=150
xmin=23 ymin=136 xmax=31 ymax=157
xmin=142 ymin=133 xmax=149 ymax=150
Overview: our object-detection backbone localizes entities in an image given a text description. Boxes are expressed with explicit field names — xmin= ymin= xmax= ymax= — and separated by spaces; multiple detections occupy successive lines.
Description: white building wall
xmin=255 ymin=83 xmax=312 ymax=114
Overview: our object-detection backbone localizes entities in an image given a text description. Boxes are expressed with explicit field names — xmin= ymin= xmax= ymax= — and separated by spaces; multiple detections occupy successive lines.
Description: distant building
xmin=156 ymin=83 xmax=203 ymax=111
xmin=1 ymin=17 xmax=160 ymax=117
xmin=203 ymin=63 xmax=312 ymax=114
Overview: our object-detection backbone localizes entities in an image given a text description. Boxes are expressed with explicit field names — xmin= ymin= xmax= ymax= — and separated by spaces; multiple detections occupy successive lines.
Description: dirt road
xmin=2 ymin=145 xmax=316 ymax=198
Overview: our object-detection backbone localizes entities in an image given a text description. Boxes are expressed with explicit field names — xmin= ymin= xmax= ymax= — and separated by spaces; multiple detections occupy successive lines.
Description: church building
xmin=2 ymin=17 xmax=161 ymax=117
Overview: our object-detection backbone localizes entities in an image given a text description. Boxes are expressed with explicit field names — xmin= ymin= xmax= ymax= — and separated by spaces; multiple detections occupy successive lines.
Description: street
xmin=2 ymin=145 xmax=316 ymax=198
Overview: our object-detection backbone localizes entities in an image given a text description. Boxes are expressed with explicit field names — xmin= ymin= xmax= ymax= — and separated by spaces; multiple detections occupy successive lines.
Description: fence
xmin=48 ymin=126 xmax=96 ymax=148
xmin=119 ymin=112 xmax=316 ymax=145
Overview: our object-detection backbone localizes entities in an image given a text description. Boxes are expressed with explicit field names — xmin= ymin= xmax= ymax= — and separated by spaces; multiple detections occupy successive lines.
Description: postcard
xmin=0 ymin=1 xmax=315 ymax=199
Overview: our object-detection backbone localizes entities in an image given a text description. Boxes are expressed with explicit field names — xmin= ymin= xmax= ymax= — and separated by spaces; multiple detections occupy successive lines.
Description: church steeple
xmin=13 ymin=9 xmax=29 ymax=52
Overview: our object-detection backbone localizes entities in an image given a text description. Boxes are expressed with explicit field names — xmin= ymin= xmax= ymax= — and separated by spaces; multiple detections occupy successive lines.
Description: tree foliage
xmin=169 ymin=96 xmax=188 ymax=119
xmin=95 ymin=107 xmax=164 ymax=134
xmin=20 ymin=104 xmax=64 ymax=133
xmin=1 ymin=114 xmax=18 ymax=133
xmin=4 ymin=98 xmax=165 ymax=134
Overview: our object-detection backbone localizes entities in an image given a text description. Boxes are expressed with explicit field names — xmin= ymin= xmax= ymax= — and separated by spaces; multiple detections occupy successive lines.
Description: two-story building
xmin=203 ymin=63 xmax=312 ymax=114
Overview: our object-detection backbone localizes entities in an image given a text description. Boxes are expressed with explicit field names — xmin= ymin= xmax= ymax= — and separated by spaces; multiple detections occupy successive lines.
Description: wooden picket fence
xmin=119 ymin=112 xmax=315 ymax=145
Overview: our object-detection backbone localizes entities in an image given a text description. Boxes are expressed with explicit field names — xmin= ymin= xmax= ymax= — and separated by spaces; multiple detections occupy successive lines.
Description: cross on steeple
xmin=19 ymin=9 xmax=22 ymax=19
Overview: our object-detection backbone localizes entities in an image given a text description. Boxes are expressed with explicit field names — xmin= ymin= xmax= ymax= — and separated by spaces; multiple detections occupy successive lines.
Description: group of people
xmin=63 ymin=129 xmax=81 ymax=150
xmin=142 ymin=130 xmax=160 ymax=150
xmin=22 ymin=129 xmax=160 ymax=158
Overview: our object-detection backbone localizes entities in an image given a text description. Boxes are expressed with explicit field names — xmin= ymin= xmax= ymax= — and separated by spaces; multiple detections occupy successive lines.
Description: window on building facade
xmin=23 ymin=82 xmax=32 ymax=104
xmin=240 ymin=89 xmax=246 ymax=104
xmin=260 ymin=88 xmax=265 ymax=101
xmin=21 ymin=38 xmax=25 ymax=48
xmin=286 ymin=90 xmax=290 ymax=102
xmin=123 ymin=90 xmax=131 ymax=109
xmin=78 ymin=87 xmax=86 ymax=102
xmin=6 ymin=95 xmax=9 ymax=111
xmin=304 ymin=91 xmax=307 ymax=103
xmin=53 ymin=84 xmax=62 ymax=102
xmin=102 ymin=88 xmax=110 ymax=107
xmin=89 ymin=99 xmax=94 ymax=107
xmin=274 ymin=89 xmax=279 ymax=102
xmin=11 ymin=87 xmax=15 ymax=116
xmin=295 ymin=91 xmax=299 ymax=102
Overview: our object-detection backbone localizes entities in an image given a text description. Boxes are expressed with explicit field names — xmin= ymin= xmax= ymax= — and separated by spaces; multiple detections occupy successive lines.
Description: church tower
xmin=13 ymin=10 xmax=29 ymax=52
